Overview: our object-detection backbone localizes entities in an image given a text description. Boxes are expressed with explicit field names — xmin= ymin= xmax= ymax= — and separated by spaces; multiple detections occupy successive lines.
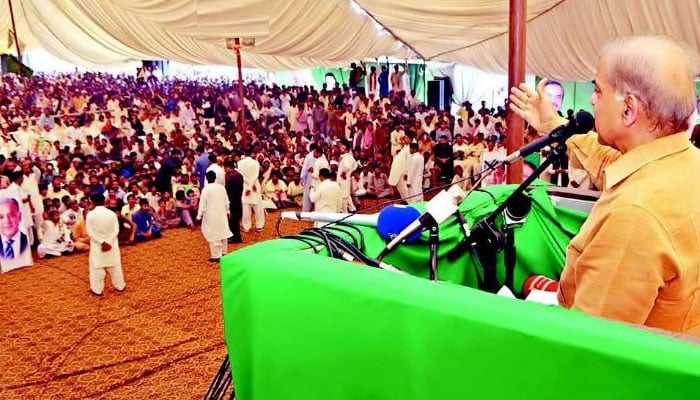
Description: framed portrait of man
xmin=0 ymin=189 xmax=33 ymax=273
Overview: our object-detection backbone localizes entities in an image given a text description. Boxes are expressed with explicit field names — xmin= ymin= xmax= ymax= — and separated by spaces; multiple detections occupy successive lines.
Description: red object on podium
xmin=523 ymin=275 xmax=559 ymax=297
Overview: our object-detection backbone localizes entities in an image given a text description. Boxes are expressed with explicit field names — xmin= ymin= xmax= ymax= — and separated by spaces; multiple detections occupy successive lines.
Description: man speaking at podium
xmin=510 ymin=35 xmax=700 ymax=337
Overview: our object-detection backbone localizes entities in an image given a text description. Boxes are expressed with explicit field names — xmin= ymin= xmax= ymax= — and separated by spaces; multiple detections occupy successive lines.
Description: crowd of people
xmin=0 ymin=59 xmax=698 ymax=294
xmin=0 ymin=67 xmax=515 ymax=257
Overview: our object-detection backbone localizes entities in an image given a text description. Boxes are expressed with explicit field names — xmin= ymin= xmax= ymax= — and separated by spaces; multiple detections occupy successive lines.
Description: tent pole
xmin=506 ymin=0 xmax=526 ymax=183
xmin=235 ymin=38 xmax=247 ymax=149
xmin=8 ymin=0 xmax=22 ymax=61
xmin=423 ymin=59 xmax=427 ymax=104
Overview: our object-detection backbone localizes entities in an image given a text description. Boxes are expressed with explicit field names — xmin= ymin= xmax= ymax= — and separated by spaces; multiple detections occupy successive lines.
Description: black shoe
xmin=208 ymin=258 xmax=220 ymax=262
xmin=90 ymin=290 xmax=103 ymax=297
xmin=228 ymin=238 xmax=243 ymax=244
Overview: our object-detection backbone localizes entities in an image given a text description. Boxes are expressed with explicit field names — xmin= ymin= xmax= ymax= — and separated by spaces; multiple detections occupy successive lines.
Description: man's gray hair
xmin=602 ymin=35 xmax=699 ymax=133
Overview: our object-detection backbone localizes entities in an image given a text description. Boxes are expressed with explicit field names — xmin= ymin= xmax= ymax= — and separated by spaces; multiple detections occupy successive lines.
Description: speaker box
xmin=427 ymin=77 xmax=453 ymax=111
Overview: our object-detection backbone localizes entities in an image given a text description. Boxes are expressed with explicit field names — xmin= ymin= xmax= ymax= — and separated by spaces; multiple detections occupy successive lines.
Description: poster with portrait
xmin=0 ymin=187 xmax=33 ymax=273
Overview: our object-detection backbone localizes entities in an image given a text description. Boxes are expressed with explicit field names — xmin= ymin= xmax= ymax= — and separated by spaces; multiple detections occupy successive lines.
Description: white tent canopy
xmin=1 ymin=0 xmax=699 ymax=80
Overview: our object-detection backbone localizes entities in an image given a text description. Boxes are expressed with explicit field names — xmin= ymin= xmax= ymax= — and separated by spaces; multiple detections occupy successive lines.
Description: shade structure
xmin=1 ymin=0 xmax=699 ymax=78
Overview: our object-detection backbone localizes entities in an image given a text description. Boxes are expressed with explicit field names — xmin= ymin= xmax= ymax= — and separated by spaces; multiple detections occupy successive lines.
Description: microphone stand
xmin=469 ymin=141 xmax=568 ymax=292
xmin=428 ymin=222 xmax=439 ymax=281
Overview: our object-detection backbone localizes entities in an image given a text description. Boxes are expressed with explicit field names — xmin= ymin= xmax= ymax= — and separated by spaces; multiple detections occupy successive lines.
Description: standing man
xmin=224 ymin=160 xmax=243 ymax=244
xmin=205 ymin=153 xmax=226 ymax=186
xmin=509 ymin=35 xmax=700 ymax=337
xmin=85 ymin=193 xmax=125 ymax=296
xmin=367 ymin=65 xmax=378 ymax=96
xmin=310 ymin=169 xmax=343 ymax=227
xmin=238 ymin=150 xmax=265 ymax=233
xmin=197 ymin=171 xmax=232 ymax=262
xmin=194 ymin=145 xmax=210 ymax=190
xmin=388 ymin=135 xmax=411 ymax=200
xmin=312 ymin=101 xmax=328 ymax=136
xmin=406 ymin=143 xmax=424 ymax=203
xmin=300 ymin=143 xmax=317 ymax=212
xmin=337 ymin=143 xmax=358 ymax=212
xmin=378 ymin=62 xmax=390 ymax=98
xmin=390 ymin=62 xmax=407 ymax=93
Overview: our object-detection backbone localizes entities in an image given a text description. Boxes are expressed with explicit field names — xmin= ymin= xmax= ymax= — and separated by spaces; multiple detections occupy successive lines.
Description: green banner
xmin=220 ymin=184 xmax=700 ymax=399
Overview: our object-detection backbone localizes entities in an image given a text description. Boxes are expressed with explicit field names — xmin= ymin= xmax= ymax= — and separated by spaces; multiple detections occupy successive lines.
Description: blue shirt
xmin=195 ymin=152 xmax=210 ymax=189
xmin=132 ymin=210 xmax=155 ymax=233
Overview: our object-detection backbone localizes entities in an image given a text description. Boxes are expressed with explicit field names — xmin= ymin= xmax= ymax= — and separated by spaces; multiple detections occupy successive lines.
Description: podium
xmin=219 ymin=184 xmax=700 ymax=399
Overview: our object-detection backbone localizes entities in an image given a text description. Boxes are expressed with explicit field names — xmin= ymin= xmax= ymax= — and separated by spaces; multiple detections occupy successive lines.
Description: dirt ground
xmin=0 ymin=206 xmax=317 ymax=399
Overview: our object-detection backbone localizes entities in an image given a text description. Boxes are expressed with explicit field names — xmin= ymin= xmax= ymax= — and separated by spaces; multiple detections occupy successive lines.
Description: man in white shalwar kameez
xmin=337 ymin=143 xmax=358 ymax=212
xmin=310 ymin=169 xmax=343 ymax=228
xmin=238 ymin=152 xmax=265 ymax=232
xmin=388 ymin=135 xmax=411 ymax=200
xmin=197 ymin=171 xmax=232 ymax=262
xmin=311 ymin=151 xmax=330 ymax=192
xmin=300 ymin=144 xmax=319 ymax=212
xmin=406 ymin=143 xmax=424 ymax=204
xmin=204 ymin=153 xmax=226 ymax=186
xmin=38 ymin=210 xmax=74 ymax=258
xmin=85 ymin=193 xmax=125 ymax=296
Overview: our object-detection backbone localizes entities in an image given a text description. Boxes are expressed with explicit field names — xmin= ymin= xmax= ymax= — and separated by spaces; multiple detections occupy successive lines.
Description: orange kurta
xmin=559 ymin=132 xmax=700 ymax=337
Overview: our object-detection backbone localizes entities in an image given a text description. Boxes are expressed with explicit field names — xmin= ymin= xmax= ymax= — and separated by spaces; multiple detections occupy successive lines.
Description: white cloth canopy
xmin=0 ymin=0 xmax=408 ymax=71
xmin=357 ymin=0 xmax=700 ymax=80
xmin=1 ymin=0 xmax=699 ymax=78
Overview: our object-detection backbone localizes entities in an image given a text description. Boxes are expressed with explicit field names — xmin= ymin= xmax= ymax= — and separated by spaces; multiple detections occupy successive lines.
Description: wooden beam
xmin=234 ymin=38 xmax=247 ymax=150
xmin=506 ymin=0 xmax=526 ymax=183
xmin=8 ymin=0 xmax=22 ymax=61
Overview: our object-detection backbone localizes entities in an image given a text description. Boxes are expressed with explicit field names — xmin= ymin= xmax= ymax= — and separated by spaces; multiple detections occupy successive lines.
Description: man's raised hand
xmin=509 ymin=78 xmax=565 ymax=133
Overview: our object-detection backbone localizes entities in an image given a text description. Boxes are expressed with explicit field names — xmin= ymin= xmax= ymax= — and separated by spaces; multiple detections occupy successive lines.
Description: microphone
xmin=376 ymin=205 xmax=422 ymax=243
xmin=378 ymin=185 xmax=466 ymax=260
xmin=504 ymin=111 xmax=595 ymax=164
xmin=503 ymin=192 xmax=532 ymax=226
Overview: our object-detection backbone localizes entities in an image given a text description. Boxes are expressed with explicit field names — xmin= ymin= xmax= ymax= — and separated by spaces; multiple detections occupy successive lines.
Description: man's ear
xmin=622 ymin=94 xmax=640 ymax=127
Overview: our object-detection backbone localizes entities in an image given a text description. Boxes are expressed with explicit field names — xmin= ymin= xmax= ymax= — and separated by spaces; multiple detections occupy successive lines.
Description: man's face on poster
xmin=0 ymin=200 xmax=21 ymax=239
xmin=544 ymin=82 xmax=565 ymax=112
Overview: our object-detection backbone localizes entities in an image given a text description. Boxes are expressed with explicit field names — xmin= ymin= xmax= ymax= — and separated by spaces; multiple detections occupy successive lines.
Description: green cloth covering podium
xmin=220 ymin=183 xmax=700 ymax=399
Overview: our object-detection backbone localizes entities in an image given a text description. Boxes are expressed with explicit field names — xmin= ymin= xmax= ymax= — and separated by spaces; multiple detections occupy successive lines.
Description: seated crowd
xmin=0 ymin=68 xmax=696 ymax=258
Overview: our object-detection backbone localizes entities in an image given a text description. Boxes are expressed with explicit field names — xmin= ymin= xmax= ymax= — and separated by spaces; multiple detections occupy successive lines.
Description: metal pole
xmin=235 ymin=38 xmax=247 ymax=149
xmin=505 ymin=0 xmax=526 ymax=183
xmin=8 ymin=0 xmax=22 ymax=61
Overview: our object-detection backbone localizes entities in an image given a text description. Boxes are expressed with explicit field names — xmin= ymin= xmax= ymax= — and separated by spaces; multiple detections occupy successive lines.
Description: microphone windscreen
xmin=377 ymin=205 xmax=422 ymax=243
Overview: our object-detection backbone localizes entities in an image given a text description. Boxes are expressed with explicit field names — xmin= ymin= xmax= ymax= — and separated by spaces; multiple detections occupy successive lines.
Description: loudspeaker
xmin=427 ymin=77 xmax=453 ymax=111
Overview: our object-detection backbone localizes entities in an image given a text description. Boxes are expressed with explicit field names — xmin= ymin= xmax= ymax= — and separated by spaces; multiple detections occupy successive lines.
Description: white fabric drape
xmin=355 ymin=0 xmax=560 ymax=60
xmin=428 ymin=63 xmax=509 ymax=109
xmin=358 ymin=0 xmax=700 ymax=81
xmin=0 ymin=0 xmax=408 ymax=71
xmin=1 ymin=0 xmax=699 ymax=77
